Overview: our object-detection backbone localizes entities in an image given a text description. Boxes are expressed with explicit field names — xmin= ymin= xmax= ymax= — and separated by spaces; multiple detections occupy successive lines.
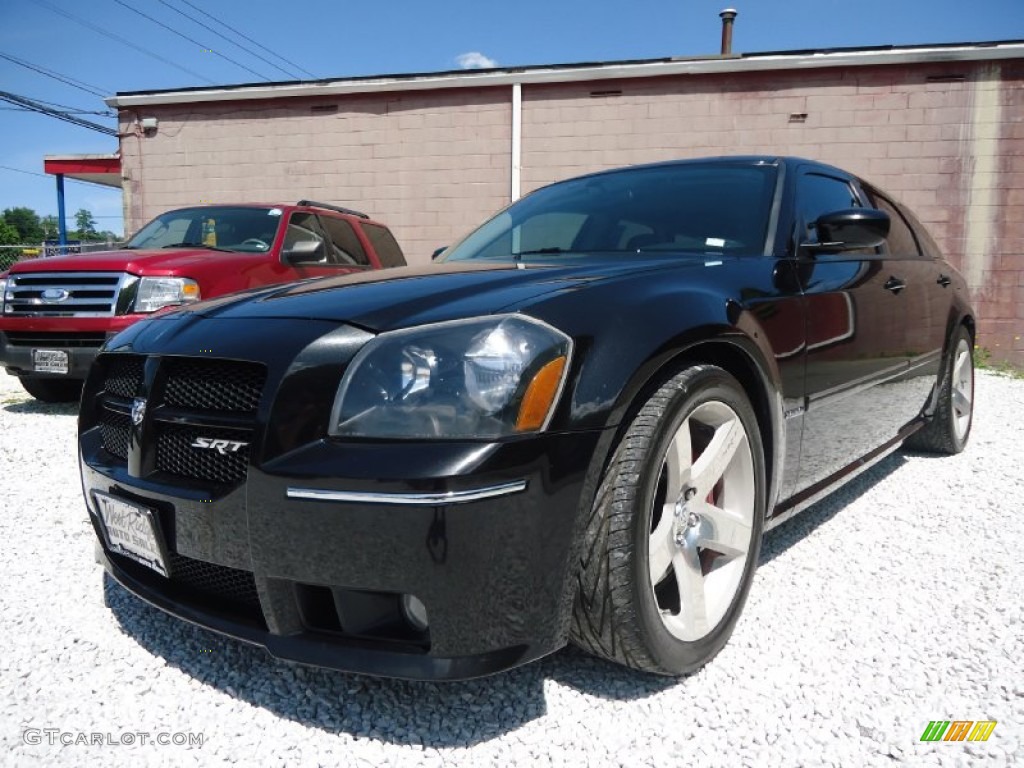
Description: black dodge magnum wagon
xmin=79 ymin=156 xmax=975 ymax=680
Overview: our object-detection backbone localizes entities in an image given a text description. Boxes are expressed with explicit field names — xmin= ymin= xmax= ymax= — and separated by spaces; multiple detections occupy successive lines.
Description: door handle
xmin=884 ymin=276 xmax=906 ymax=295
xmin=937 ymin=274 xmax=952 ymax=287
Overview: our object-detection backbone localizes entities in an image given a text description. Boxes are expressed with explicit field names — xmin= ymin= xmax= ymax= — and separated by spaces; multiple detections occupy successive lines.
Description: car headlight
xmin=134 ymin=277 xmax=200 ymax=313
xmin=3 ymin=276 xmax=12 ymax=313
xmin=330 ymin=315 xmax=572 ymax=439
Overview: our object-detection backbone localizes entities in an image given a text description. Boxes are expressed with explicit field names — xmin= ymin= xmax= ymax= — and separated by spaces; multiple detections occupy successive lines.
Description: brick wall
xmin=520 ymin=62 xmax=1023 ymax=363
xmin=118 ymin=57 xmax=1023 ymax=362
xmin=119 ymin=87 xmax=510 ymax=263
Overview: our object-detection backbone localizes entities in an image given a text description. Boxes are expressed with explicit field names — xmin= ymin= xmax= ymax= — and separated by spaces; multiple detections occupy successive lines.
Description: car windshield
xmin=441 ymin=162 xmax=779 ymax=262
xmin=124 ymin=206 xmax=284 ymax=253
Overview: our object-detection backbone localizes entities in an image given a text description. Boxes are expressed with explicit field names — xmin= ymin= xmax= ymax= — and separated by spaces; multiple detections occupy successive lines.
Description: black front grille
xmin=168 ymin=552 xmax=261 ymax=608
xmin=104 ymin=355 xmax=145 ymax=398
xmin=156 ymin=424 xmax=250 ymax=484
xmin=93 ymin=354 xmax=264 ymax=486
xmin=5 ymin=331 xmax=108 ymax=348
xmin=99 ymin=409 xmax=131 ymax=459
xmin=163 ymin=359 xmax=264 ymax=413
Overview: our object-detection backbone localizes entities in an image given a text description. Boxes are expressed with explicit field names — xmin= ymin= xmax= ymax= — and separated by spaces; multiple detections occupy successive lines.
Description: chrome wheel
xmin=648 ymin=400 xmax=756 ymax=642
xmin=951 ymin=338 xmax=973 ymax=442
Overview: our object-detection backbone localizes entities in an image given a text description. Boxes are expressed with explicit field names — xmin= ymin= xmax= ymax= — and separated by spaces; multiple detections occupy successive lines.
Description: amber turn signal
xmin=515 ymin=356 xmax=567 ymax=432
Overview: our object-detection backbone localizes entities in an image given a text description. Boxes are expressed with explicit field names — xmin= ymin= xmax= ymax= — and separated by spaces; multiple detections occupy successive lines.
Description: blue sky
xmin=1 ymin=0 xmax=1022 ymax=238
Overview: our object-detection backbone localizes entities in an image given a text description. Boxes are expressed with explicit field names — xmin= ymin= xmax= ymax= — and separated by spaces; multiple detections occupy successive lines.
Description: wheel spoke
xmin=663 ymin=417 xmax=692 ymax=500
xmin=692 ymin=500 xmax=751 ymax=558
xmin=672 ymin=547 xmax=709 ymax=638
xmin=691 ymin=415 xmax=744 ymax=498
xmin=649 ymin=511 xmax=675 ymax=584
xmin=954 ymin=350 xmax=970 ymax=384
xmin=952 ymin=387 xmax=971 ymax=417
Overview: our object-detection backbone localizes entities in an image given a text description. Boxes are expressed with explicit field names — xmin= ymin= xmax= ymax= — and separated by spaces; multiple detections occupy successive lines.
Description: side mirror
xmin=431 ymin=246 xmax=447 ymax=261
xmin=283 ymin=239 xmax=323 ymax=263
xmin=807 ymin=209 xmax=889 ymax=252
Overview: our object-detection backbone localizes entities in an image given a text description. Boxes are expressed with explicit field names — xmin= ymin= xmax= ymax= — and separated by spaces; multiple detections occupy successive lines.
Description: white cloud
xmin=455 ymin=52 xmax=498 ymax=70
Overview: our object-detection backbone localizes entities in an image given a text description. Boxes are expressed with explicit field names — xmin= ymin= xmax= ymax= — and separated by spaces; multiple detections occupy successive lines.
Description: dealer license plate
xmin=32 ymin=349 xmax=69 ymax=374
xmin=95 ymin=492 xmax=169 ymax=577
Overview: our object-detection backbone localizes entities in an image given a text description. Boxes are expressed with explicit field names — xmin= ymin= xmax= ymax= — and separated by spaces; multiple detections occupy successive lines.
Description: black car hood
xmin=183 ymin=258 xmax=710 ymax=332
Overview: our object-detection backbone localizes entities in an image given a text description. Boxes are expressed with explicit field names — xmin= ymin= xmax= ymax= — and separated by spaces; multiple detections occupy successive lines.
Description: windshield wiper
xmin=160 ymin=242 xmax=233 ymax=253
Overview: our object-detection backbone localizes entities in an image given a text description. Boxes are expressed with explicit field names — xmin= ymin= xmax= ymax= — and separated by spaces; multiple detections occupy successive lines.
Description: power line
xmin=0 ymin=90 xmax=115 ymax=117
xmin=174 ymin=0 xmax=317 ymax=79
xmin=30 ymin=0 xmax=216 ymax=85
xmin=2 ymin=105 xmax=114 ymax=116
xmin=155 ymin=0 xmax=300 ymax=80
xmin=111 ymin=0 xmax=273 ymax=82
xmin=0 ymin=91 xmax=119 ymax=136
xmin=0 ymin=165 xmax=50 ymax=179
xmin=0 ymin=50 xmax=109 ymax=98
xmin=20 ymin=94 xmax=115 ymax=117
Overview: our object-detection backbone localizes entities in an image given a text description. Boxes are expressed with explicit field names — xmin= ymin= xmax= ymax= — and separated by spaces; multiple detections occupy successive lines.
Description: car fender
xmin=525 ymin=280 xmax=789 ymax=512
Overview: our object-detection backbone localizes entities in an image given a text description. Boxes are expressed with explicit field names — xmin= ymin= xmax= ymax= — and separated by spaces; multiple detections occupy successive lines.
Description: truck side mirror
xmin=283 ymin=240 xmax=324 ymax=263
xmin=431 ymin=247 xmax=447 ymax=261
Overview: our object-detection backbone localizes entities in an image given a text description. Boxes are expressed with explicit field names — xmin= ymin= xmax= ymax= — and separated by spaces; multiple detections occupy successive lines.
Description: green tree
xmin=74 ymin=208 xmax=97 ymax=238
xmin=40 ymin=215 xmax=59 ymax=240
xmin=0 ymin=221 xmax=22 ymax=270
xmin=2 ymin=207 xmax=43 ymax=242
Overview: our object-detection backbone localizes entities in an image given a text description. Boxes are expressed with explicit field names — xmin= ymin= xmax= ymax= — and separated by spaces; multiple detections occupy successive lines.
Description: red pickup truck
xmin=1 ymin=201 xmax=406 ymax=401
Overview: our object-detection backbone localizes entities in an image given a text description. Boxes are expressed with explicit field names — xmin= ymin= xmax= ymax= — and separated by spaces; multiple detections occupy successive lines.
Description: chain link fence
xmin=0 ymin=241 xmax=121 ymax=271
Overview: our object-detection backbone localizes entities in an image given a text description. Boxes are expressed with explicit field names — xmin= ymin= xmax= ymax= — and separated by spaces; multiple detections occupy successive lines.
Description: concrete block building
xmin=105 ymin=40 xmax=1024 ymax=362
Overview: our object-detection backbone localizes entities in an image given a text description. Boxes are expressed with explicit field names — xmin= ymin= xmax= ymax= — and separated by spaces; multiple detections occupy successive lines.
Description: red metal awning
xmin=43 ymin=154 xmax=121 ymax=188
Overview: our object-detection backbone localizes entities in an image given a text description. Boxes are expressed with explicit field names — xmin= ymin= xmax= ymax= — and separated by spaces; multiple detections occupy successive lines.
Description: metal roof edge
xmin=105 ymin=41 xmax=1024 ymax=109
xmin=43 ymin=153 xmax=120 ymax=161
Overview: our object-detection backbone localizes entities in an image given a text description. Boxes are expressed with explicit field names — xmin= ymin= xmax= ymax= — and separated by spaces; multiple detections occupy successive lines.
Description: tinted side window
xmin=283 ymin=212 xmax=327 ymax=263
xmin=796 ymin=173 xmax=861 ymax=245
xmin=871 ymin=195 xmax=920 ymax=259
xmin=362 ymin=223 xmax=406 ymax=268
xmin=900 ymin=203 xmax=942 ymax=260
xmin=319 ymin=216 xmax=369 ymax=266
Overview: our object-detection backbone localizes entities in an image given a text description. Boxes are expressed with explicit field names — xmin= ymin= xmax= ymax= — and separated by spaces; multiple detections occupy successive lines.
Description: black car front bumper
xmin=81 ymin=429 xmax=605 ymax=680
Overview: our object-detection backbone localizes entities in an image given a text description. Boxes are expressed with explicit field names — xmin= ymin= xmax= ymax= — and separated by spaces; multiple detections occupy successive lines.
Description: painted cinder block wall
xmin=118 ymin=88 xmax=511 ymax=264
xmin=117 ymin=57 xmax=1023 ymax=363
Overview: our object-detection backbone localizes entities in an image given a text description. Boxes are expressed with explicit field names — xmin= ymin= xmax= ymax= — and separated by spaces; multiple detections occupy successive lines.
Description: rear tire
xmin=570 ymin=365 xmax=766 ymax=676
xmin=904 ymin=326 xmax=973 ymax=455
xmin=19 ymin=377 xmax=83 ymax=404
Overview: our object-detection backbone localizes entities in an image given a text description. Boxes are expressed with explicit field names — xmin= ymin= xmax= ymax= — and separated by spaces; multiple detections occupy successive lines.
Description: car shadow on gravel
xmin=103 ymin=575 xmax=674 ymax=747
xmin=759 ymin=451 xmax=906 ymax=565
xmin=2 ymin=399 xmax=78 ymax=416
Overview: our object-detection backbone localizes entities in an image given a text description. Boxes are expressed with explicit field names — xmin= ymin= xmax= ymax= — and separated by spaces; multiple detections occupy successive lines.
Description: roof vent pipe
xmin=719 ymin=8 xmax=738 ymax=55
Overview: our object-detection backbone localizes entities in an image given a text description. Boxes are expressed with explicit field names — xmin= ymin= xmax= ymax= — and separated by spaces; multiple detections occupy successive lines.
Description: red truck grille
xmin=3 ymin=272 xmax=125 ymax=316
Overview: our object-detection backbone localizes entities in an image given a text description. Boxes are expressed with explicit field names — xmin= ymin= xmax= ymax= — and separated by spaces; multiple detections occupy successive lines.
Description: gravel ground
xmin=0 ymin=369 xmax=1021 ymax=767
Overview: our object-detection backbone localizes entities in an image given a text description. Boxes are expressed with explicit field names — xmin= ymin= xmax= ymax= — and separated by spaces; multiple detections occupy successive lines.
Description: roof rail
xmin=296 ymin=199 xmax=369 ymax=219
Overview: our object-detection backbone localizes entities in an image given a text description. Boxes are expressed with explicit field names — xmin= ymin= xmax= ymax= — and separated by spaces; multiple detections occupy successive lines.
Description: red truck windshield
xmin=124 ymin=206 xmax=284 ymax=253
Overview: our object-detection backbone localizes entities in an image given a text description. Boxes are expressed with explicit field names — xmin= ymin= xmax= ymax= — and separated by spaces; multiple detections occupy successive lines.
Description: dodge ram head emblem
xmin=131 ymin=397 xmax=147 ymax=426
xmin=191 ymin=437 xmax=248 ymax=455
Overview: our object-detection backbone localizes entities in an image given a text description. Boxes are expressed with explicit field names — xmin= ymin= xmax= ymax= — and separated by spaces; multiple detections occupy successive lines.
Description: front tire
xmin=19 ymin=377 xmax=83 ymax=404
xmin=904 ymin=326 xmax=974 ymax=455
xmin=570 ymin=365 xmax=766 ymax=675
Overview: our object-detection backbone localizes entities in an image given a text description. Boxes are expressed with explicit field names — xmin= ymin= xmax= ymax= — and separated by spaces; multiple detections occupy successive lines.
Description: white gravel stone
xmin=1 ymin=370 xmax=1022 ymax=766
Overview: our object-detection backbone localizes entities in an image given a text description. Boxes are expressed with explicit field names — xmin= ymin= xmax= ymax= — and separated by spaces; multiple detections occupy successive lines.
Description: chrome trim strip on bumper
xmin=286 ymin=480 xmax=528 ymax=506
